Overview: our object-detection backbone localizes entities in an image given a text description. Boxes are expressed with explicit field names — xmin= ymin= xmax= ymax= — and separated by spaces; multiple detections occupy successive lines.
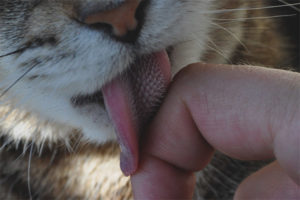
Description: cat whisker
xmin=197 ymin=2 xmax=300 ymax=15
xmin=13 ymin=143 xmax=30 ymax=162
xmin=211 ymin=22 xmax=248 ymax=52
xmin=0 ymin=65 xmax=36 ymax=99
xmin=204 ymin=41 xmax=231 ymax=63
xmin=27 ymin=143 xmax=34 ymax=200
xmin=213 ymin=13 xmax=296 ymax=22
xmin=0 ymin=47 xmax=28 ymax=58
xmin=206 ymin=39 xmax=224 ymax=56
xmin=277 ymin=0 xmax=300 ymax=12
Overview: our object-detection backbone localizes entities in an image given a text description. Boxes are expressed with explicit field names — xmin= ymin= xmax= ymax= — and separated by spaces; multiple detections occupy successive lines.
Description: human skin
xmin=131 ymin=63 xmax=300 ymax=199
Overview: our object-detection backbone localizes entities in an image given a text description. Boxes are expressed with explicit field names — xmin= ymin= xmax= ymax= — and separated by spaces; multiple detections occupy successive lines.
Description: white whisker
xmin=213 ymin=14 xmax=296 ymax=22
xmin=204 ymin=43 xmax=231 ymax=63
xmin=278 ymin=0 xmax=300 ymax=12
xmin=197 ymin=3 xmax=300 ymax=15
xmin=212 ymin=22 xmax=248 ymax=52
xmin=27 ymin=143 xmax=34 ymax=200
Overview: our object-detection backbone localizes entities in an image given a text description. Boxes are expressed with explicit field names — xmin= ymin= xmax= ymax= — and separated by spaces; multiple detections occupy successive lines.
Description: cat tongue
xmin=102 ymin=51 xmax=171 ymax=176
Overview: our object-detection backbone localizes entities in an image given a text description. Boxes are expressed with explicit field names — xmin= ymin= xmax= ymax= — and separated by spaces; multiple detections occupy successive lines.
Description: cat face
xmin=0 ymin=0 xmax=214 ymax=143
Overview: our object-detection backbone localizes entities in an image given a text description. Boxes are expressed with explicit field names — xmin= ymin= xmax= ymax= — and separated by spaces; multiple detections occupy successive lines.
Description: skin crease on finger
xmin=131 ymin=63 xmax=300 ymax=199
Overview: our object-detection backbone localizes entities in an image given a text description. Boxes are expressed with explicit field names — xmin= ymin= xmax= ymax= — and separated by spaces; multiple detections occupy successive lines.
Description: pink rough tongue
xmin=102 ymin=51 xmax=171 ymax=176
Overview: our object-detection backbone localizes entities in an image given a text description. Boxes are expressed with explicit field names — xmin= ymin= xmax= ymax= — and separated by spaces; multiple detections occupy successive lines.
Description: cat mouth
xmin=71 ymin=50 xmax=171 ymax=175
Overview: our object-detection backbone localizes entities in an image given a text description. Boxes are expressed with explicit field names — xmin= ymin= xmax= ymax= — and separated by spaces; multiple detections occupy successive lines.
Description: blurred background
xmin=272 ymin=0 xmax=299 ymax=70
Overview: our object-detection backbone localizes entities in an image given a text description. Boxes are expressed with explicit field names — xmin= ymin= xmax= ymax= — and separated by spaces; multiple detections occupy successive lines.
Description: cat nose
xmin=84 ymin=0 xmax=146 ymax=43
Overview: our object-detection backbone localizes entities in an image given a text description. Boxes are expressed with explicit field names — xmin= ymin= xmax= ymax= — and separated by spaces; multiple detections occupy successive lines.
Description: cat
xmin=0 ymin=0 xmax=297 ymax=199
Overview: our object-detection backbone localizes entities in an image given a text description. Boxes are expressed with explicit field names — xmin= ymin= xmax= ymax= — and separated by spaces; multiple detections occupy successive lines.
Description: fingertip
xmin=131 ymin=153 xmax=196 ymax=200
xmin=234 ymin=162 xmax=300 ymax=200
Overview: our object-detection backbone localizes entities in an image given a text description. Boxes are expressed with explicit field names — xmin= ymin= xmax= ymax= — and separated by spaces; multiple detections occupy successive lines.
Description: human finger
xmin=235 ymin=161 xmax=300 ymax=199
xmin=132 ymin=63 xmax=300 ymax=199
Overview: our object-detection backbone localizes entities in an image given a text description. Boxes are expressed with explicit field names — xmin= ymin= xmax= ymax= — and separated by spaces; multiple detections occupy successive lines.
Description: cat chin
xmin=2 ymin=90 xmax=116 ymax=144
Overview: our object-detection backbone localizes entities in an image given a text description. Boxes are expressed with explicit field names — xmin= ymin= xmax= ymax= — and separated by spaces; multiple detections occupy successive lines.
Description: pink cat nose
xmin=84 ymin=0 xmax=142 ymax=37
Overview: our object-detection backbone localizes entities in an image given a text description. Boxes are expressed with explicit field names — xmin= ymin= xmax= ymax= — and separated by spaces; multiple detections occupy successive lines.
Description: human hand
xmin=131 ymin=63 xmax=300 ymax=199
